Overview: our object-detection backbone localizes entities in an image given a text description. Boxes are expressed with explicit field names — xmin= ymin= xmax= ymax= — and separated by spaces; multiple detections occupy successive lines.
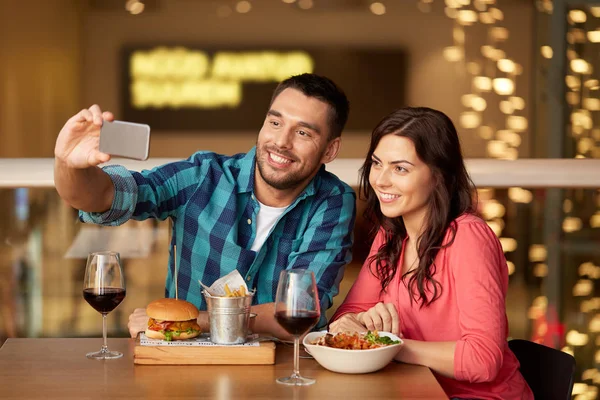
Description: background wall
xmin=0 ymin=0 xmax=83 ymax=158
xmin=0 ymin=0 xmax=534 ymax=159
xmin=80 ymin=0 xmax=534 ymax=159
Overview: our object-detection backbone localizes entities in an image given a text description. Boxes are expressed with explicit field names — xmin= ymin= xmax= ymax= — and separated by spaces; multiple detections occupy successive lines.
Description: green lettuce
xmin=364 ymin=330 xmax=400 ymax=345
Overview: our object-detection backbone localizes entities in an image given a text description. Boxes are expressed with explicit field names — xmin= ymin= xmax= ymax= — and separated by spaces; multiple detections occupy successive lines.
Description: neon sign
xmin=129 ymin=47 xmax=314 ymax=109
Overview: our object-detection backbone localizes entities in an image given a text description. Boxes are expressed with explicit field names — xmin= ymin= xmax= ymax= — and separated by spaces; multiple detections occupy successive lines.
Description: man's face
xmin=255 ymin=88 xmax=339 ymax=192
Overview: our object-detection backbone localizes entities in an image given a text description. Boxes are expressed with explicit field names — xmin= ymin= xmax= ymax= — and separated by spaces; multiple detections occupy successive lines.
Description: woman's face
xmin=368 ymin=134 xmax=435 ymax=224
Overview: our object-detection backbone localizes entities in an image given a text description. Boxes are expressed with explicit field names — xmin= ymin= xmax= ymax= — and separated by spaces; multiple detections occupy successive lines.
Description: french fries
xmin=224 ymin=283 xmax=247 ymax=297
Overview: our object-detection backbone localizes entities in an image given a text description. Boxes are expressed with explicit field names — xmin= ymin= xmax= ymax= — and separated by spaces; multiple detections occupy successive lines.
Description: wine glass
xmin=83 ymin=251 xmax=126 ymax=360
xmin=274 ymin=269 xmax=320 ymax=386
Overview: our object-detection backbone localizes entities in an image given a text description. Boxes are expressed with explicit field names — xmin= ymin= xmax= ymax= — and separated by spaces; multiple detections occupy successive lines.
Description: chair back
xmin=508 ymin=339 xmax=575 ymax=400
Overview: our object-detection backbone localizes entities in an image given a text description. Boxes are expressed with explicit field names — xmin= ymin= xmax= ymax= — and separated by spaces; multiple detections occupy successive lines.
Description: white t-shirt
xmin=250 ymin=199 xmax=288 ymax=252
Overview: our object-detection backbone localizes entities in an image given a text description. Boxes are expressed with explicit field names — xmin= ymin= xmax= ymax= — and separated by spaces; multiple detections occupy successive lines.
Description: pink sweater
xmin=332 ymin=214 xmax=533 ymax=400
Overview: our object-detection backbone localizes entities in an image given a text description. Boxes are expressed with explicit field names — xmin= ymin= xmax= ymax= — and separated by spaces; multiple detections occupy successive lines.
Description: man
xmin=54 ymin=73 xmax=356 ymax=339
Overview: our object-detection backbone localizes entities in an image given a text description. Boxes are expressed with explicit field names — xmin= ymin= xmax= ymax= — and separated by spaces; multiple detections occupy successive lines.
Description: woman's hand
xmin=329 ymin=313 xmax=366 ymax=333
xmin=358 ymin=302 xmax=400 ymax=335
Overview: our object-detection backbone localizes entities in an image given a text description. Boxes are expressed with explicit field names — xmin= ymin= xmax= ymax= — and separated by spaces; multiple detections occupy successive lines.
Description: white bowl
xmin=303 ymin=331 xmax=403 ymax=374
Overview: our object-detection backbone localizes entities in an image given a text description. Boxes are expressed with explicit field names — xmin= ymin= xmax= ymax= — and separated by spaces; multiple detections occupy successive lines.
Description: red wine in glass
xmin=83 ymin=251 xmax=126 ymax=360
xmin=275 ymin=310 xmax=319 ymax=336
xmin=83 ymin=288 xmax=126 ymax=313
xmin=274 ymin=270 xmax=320 ymax=386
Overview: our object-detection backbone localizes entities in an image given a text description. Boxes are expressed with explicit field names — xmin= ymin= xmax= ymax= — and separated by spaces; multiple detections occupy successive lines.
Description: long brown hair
xmin=359 ymin=107 xmax=476 ymax=307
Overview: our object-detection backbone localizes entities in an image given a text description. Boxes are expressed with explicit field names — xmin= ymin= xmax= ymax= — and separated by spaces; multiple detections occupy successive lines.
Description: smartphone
xmin=99 ymin=120 xmax=151 ymax=160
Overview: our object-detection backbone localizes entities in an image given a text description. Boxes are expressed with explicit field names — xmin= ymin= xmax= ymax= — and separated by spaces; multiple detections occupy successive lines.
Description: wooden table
xmin=0 ymin=338 xmax=448 ymax=399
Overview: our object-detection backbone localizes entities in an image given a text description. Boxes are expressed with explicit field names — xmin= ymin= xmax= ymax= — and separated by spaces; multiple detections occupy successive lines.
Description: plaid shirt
xmin=80 ymin=147 xmax=356 ymax=328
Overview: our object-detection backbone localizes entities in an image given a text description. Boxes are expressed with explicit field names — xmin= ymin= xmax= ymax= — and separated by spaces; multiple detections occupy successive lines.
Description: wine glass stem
xmin=101 ymin=313 xmax=108 ymax=353
xmin=293 ymin=336 xmax=300 ymax=378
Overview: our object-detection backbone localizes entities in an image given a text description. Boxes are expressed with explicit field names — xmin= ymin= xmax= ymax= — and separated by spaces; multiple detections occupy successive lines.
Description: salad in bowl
xmin=303 ymin=331 xmax=403 ymax=374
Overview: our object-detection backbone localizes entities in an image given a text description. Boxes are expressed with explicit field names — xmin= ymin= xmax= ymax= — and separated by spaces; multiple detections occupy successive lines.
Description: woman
xmin=330 ymin=107 xmax=533 ymax=400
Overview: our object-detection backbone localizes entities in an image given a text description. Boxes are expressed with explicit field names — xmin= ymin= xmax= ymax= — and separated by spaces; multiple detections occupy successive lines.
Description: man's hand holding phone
xmin=55 ymin=104 xmax=151 ymax=168
xmin=54 ymin=104 xmax=115 ymax=169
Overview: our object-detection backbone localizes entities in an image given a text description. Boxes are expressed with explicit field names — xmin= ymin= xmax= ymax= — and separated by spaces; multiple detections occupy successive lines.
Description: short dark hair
xmin=270 ymin=73 xmax=350 ymax=140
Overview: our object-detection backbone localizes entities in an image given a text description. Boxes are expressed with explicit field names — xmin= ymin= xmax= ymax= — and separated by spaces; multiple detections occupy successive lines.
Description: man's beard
xmin=256 ymin=146 xmax=319 ymax=191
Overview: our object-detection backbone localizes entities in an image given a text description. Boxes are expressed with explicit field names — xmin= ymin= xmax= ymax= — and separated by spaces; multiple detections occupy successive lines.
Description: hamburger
xmin=145 ymin=298 xmax=201 ymax=341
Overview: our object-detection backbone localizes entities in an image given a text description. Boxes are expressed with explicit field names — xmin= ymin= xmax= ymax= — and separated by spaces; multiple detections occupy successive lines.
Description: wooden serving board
xmin=133 ymin=340 xmax=276 ymax=365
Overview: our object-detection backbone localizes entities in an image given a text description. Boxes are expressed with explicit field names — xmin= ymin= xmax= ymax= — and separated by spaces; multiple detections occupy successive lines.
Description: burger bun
xmin=146 ymin=298 xmax=199 ymax=321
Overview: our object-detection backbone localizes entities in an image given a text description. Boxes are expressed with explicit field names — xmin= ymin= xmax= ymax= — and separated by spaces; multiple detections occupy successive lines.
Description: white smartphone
xmin=99 ymin=120 xmax=151 ymax=161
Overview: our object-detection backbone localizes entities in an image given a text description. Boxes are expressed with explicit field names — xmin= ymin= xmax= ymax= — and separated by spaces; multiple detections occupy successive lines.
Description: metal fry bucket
xmin=203 ymin=290 xmax=255 ymax=345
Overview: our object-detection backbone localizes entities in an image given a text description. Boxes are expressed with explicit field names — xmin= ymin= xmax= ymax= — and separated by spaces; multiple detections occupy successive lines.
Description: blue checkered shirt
xmin=80 ymin=147 xmax=356 ymax=328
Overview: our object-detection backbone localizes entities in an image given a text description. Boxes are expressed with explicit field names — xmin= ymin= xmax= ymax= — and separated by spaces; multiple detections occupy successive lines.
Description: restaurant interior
xmin=0 ymin=0 xmax=599 ymax=397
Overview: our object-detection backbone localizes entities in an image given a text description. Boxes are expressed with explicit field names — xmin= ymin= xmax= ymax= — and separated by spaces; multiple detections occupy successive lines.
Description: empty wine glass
xmin=83 ymin=251 xmax=126 ymax=359
xmin=274 ymin=269 xmax=320 ymax=386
